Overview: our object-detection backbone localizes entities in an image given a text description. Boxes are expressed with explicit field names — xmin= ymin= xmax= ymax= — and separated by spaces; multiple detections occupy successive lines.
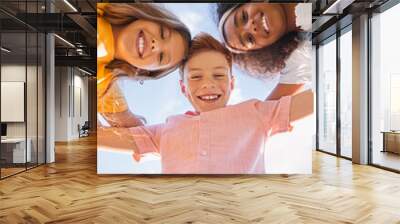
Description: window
xmin=0 ymin=0 xmax=46 ymax=179
xmin=318 ymin=36 xmax=337 ymax=154
xmin=371 ymin=2 xmax=400 ymax=171
xmin=340 ymin=28 xmax=352 ymax=158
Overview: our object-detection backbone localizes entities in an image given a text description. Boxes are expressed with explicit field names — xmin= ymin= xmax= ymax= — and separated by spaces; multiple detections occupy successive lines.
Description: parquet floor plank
xmin=1 ymin=135 xmax=399 ymax=223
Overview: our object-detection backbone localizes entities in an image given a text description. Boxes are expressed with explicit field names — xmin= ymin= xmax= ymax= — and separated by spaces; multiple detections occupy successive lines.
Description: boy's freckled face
xmin=181 ymin=50 xmax=234 ymax=113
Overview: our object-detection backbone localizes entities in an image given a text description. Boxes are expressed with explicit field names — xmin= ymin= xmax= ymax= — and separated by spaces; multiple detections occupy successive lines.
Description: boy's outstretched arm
xmin=289 ymin=90 xmax=314 ymax=122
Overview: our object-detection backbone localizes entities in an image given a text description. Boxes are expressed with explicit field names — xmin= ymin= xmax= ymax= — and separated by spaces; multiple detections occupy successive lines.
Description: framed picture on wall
xmin=1 ymin=81 xmax=25 ymax=122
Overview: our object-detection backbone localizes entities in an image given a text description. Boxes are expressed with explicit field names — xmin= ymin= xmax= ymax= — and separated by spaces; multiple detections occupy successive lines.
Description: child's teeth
xmin=200 ymin=95 xmax=218 ymax=100
xmin=262 ymin=15 xmax=269 ymax=33
xmin=139 ymin=37 xmax=144 ymax=55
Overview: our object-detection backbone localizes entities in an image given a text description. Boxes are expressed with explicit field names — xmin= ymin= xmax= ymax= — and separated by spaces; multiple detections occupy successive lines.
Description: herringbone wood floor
xmin=1 ymin=135 xmax=400 ymax=224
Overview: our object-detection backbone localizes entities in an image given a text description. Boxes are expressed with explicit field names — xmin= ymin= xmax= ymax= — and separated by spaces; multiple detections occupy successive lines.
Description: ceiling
xmin=0 ymin=0 xmax=96 ymax=74
xmin=0 ymin=0 xmax=395 ymax=75
xmin=311 ymin=0 xmax=391 ymax=43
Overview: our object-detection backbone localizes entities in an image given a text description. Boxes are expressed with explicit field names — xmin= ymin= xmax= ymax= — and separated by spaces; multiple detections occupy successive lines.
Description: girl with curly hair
xmin=215 ymin=3 xmax=311 ymax=100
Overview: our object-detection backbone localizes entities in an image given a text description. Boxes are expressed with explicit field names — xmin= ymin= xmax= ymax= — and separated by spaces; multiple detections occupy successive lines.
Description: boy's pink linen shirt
xmin=129 ymin=96 xmax=292 ymax=174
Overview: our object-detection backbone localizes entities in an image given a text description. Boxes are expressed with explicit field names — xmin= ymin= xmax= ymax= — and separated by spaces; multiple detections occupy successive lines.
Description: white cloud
xmin=160 ymin=99 xmax=180 ymax=116
xmin=154 ymin=94 xmax=185 ymax=123
xmin=176 ymin=11 xmax=203 ymax=35
xmin=163 ymin=3 xmax=212 ymax=36
xmin=228 ymin=87 xmax=244 ymax=105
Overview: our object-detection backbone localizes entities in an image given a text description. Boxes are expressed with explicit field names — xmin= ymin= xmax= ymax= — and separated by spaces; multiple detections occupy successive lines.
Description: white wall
xmin=72 ymin=73 xmax=89 ymax=138
xmin=55 ymin=66 xmax=69 ymax=141
xmin=54 ymin=67 xmax=89 ymax=141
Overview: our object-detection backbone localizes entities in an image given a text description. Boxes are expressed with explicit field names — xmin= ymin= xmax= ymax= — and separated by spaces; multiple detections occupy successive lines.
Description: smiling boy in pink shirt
xmin=98 ymin=33 xmax=313 ymax=174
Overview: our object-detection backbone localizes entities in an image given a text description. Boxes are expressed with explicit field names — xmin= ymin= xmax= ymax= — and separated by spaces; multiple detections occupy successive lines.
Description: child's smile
xmin=198 ymin=94 xmax=221 ymax=102
xmin=197 ymin=93 xmax=222 ymax=102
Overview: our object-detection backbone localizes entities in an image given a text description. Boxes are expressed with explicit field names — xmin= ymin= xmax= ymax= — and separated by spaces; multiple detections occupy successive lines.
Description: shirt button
xmin=200 ymin=151 xmax=207 ymax=156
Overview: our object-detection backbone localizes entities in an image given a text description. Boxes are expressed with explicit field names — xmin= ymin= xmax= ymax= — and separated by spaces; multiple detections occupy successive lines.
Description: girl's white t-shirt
xmin=279 ymin=3 xmax=312 ymax=85
xmin=279 ymin=40 xmax=312 ymax=85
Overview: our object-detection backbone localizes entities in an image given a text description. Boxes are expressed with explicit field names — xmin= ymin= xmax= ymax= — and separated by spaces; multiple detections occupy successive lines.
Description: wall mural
xmin=97 ymin=3 xmax=314 ymax=174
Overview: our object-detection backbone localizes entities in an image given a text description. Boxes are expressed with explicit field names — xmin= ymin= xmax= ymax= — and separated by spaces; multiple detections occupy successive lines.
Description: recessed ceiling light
xmin=54 ymin=34 xmax=75 ymax=48
xmin=323 ymin=0 xmax=355 ymax=15
xmin=1 ymin=47 xmax=11 ymax=53
xmin=63 ymin=0 xmax=78 ymax=12
xmin=77 ymin=67 xmax=92 ymax=76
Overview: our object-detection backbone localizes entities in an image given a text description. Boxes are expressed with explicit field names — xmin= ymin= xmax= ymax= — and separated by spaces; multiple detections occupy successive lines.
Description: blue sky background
xmin=119 ymin=3 xmax=279 ymax=125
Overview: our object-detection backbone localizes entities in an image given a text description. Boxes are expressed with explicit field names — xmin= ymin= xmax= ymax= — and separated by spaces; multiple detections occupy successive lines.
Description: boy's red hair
xmin=179 ymin=32 xmax=232 ymax=79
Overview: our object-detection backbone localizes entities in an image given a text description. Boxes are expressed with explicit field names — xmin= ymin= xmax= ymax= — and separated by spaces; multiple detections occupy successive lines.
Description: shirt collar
xmin=185 ymin=111 xmax=200 ymax=116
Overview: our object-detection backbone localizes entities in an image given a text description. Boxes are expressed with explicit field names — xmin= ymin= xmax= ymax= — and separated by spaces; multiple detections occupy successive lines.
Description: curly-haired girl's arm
xmin=289 ymin=89 xmax=313 ymax=122
xmin=265 ymin=83 xmax=304 ymax=101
